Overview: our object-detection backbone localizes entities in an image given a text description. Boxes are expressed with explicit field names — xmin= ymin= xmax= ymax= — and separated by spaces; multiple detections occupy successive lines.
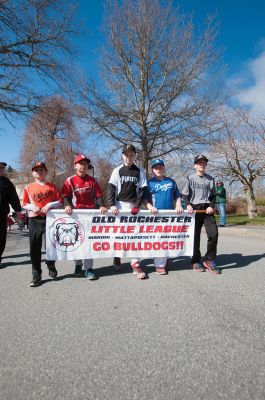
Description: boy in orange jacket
xmin=22 ymin=162 xmax=62 ymax=287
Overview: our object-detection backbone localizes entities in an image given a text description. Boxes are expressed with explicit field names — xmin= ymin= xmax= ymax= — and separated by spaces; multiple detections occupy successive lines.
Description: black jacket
xmin=0 ymin=176 xmax=21 ymax=215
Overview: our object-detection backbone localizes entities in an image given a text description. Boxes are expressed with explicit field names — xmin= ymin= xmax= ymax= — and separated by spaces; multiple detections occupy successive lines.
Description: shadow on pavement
xmin=3 ymin=253 xmax=30 ymax=260
xmin=1 ymin=260 xmax=31 ymax=268
xmin=217 ymin=253 xmax=265 ymax=269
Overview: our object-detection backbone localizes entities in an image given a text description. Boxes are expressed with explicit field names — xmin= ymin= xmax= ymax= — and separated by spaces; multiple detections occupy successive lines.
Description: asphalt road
xmin=0 ymin=227 xmax=264 ymax=400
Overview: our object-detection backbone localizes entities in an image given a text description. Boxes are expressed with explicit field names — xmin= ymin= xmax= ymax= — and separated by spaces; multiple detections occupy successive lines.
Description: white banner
xmin=46 ymin=210 xmax=195 ymax=260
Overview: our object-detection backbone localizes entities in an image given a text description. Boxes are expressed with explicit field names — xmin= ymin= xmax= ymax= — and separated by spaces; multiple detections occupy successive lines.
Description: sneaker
xmin=74 ymin=264 xmax=83 ymax=276
xmin=29 ymin=275 xmax=42 ymax=287
xmin=84 ymin=269 xmax=98 ymax=280
xmin=48 ymin=266 xmax=58 ymax=279
xmin=113 ymin=257 xmax=122 ymax=272
xmin=131 ymin=262 xmax=146 ymax=279
xmin=156 ymin=267 xmax=167 ymax=275
xmin=192 ymin=262 xmax=205 ymax=272
xmin=203 ymin=260 xmax=221 ymax=275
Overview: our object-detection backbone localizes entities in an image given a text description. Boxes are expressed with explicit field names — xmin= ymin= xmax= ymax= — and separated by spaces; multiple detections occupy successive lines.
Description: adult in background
xmin=0 ymin=161 xmax=22 ymax=267
xmin=61 ymin=154 xmax=107 ymax=280
xmin=215 ymin=181 xmax=227 ymax=227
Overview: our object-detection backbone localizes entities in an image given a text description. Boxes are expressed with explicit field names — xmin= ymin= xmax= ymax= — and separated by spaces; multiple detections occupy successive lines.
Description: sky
xmin=1 ymin=0 xmax=265 ymax=168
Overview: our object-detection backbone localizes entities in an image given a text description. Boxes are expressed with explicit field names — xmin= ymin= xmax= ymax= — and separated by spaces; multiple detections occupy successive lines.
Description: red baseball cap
xmin=74 ymin=154 xmax=91 ymax=164
xmin=32 ymin=162 xmax=47 ymax=171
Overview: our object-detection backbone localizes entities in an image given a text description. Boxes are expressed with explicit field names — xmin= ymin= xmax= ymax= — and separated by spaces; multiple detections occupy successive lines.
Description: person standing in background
xmin=215 ymin=181 xmax=227 ymax=227
xmin=0 ymin=161 xmax=22 ymax=267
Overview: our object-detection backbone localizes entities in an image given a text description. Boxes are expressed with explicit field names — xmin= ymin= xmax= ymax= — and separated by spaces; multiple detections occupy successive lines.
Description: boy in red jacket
xmin=61 ymin=154 xmax=107 ymax=280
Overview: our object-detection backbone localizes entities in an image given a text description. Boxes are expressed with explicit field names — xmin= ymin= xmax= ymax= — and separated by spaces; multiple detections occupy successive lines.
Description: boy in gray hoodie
xmin=182 ymin=155 xmax=221 ymax=275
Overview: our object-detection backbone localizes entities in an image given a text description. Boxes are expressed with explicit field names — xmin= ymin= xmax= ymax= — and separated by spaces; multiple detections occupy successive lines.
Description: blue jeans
xmin=217 ymin=203 xmax=226 ymax=225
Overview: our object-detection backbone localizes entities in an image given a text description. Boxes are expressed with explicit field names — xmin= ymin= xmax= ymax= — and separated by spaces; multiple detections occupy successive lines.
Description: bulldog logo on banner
xmin=49 ymin=217 xmax=85 ymax=252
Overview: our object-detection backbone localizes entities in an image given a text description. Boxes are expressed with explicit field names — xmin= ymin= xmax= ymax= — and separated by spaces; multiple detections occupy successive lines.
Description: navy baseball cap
xmin=151 ymin=159 xmax=165 ymax=168
xmin=194 ymin=155 xmax=208 ymax=164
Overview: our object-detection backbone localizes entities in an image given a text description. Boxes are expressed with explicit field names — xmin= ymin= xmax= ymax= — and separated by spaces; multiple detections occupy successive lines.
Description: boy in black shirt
xmin=108 ymin=144 xmax=148 ymax=279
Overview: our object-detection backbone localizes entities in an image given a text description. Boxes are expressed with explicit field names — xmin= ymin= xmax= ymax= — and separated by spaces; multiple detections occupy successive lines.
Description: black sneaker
xmin=192 ymin=262 xmax=205 ymax=272
xmin=74 ymin=264 xmax=83 ymax=275
xmin=48 ymin=266 xmax=58 ymax=279
xmin=203 ymin=260 xmax=221 ymax=275
xmin=113 ymin=257 xmax=122 ymax=272
xmin=29 ymin=275 xmax=42 ymax=287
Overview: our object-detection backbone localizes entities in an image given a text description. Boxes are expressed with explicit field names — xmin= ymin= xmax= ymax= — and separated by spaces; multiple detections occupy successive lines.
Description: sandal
xmin=131 ymin=261 xmax=146 ymax=279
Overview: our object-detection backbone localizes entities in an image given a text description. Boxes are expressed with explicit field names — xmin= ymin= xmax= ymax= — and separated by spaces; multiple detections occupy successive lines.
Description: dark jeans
xmin=192 ymin=211 xmax=218 ymax=264
xmin=29 ymin=217 xmax=55 ymax=277
xmin=0 ymin=213 xmax=7 ymax=262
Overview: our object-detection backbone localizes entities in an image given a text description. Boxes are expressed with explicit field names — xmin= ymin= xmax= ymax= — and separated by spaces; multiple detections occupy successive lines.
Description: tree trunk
xmin=245 ymin=187 xmax=258 ymax=219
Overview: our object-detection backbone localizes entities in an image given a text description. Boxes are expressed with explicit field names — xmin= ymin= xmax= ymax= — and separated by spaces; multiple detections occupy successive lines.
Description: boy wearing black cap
xmin=146 ymin=159 xmax=183 ymax=275
xmin=182 ymin=155 xmax=220 ymax=274
xmin=108 ymin=144 xmax=148 ymax=279
xmin=22 ymin=162 xmax=62 ymax=286
xmin=61 ymin=154 xmax=107 ymax=280
xmin=0 ymin=161 xmax=22 ymax=266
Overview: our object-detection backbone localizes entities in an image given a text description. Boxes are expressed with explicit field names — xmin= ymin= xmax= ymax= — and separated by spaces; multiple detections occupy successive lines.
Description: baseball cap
xmin=151 ymin=159 xmax=165 ymax=168
xmin=0 ymin=161 xmax=7 ymax=167
xmin=32 ymin=162 xmax=47 ymax=171
xmin=74 ymin=154 xmax=91 ymax=164
xmin=122 ymin=144 xmax=136 ymax=154
xmin=194 ymin=155 xmax=208 ymax=164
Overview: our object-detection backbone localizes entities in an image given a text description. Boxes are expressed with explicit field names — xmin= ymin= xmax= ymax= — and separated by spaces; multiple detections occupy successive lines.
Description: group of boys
xmin=0 ymin=144 xmax=221 ymax=287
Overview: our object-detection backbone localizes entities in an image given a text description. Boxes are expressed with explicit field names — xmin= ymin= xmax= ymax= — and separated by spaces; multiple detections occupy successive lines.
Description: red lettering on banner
xmin=112 ymin=241 xmax=184 ymax=251
xmin=93 ymin=242 xmax=111 ymax=251
xmin=93 ymin=242 xmax=101 ymax=251
xmin=91 ymin=225 xmax=135 ymax=234
xmin=139 ymin=225 xmax=189 ymax=233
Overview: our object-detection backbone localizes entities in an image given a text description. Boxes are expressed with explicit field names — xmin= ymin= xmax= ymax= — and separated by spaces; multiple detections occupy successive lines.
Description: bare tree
xmin=20 ymin=96 xmax=82 ymax=184
xmin=93 ymin=156 xmax=115 ymax=207
xmin=210 ymin=109 xmax=265 ymax=218
xmin=81 ymin=0 xmax=224 ymax=173
xmin=0 ymin=0 xmax=77 ymax=119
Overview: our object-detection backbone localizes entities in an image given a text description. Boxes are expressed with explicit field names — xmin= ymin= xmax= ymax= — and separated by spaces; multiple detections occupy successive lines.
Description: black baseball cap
xmin=194 ymin=155 xmax=208 ymax=164
xmin=122 ymin=144 xmax=136 ymax=154
xmin=0 ymin=161 xmax=7 ymax=167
